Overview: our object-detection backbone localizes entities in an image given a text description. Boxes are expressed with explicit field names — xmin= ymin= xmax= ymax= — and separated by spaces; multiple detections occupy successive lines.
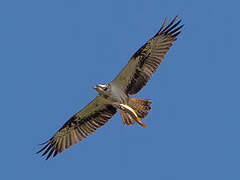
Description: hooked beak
xmin=93 ymin=84 xmax=103 ymax=91
xmin=93 ymin=84 xmax=106 ymax=92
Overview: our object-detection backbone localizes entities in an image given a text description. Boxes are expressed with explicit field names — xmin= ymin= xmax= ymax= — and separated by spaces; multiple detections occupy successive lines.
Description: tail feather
xmin=120 ymin=111 xmax=136 ymax=125
xmin=128 ymin=98 xmax=152 ymax=118
xmin=120 ymin=98 xmax=152 ymax=126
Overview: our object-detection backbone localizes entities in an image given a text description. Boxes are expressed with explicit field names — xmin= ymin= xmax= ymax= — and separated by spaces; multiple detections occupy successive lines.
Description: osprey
xmin=37 ymin=16 xmax=183 ymax=159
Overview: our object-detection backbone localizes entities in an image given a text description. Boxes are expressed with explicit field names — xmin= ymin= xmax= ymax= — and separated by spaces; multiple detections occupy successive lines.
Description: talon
xmin=133 ymin=109 xmax=147 ymax=128
xmin=136 ymin=116 xmax=147 ymax=128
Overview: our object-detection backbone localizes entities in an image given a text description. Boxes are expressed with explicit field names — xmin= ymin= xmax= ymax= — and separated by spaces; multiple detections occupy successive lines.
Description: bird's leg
xmin=113 ymin=103 xmax=147 ymax=128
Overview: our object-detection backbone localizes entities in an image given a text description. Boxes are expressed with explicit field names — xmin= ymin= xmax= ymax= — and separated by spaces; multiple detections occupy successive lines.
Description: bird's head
xmin=93 ymin=84 xmax=110 ymax=95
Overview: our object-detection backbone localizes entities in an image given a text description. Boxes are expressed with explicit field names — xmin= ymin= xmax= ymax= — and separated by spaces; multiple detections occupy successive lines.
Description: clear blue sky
xmin=0 ymin=0 xmax=239 ymax=179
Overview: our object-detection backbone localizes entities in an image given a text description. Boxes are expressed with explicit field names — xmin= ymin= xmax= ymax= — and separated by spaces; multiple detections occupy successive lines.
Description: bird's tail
xmin=121 ymin=98 xmax=152 ymax=126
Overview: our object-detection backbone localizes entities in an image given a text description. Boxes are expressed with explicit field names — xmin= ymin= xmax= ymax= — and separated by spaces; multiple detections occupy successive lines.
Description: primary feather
xmin=37 ymin=96 xmax=116 ymax=160
xmin=113 ymin=15 xmax=183 ymax=94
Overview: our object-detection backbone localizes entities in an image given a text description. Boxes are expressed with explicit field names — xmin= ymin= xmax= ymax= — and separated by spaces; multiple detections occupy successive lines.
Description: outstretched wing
xmin=112 ymin=16 xmax=183 ymax=95
xmin=37 ymin=96 xmax=117 ymax=160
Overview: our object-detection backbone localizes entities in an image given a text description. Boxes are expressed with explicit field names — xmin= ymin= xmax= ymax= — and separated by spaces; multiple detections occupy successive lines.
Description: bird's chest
xmin=108 ymin=85 xmax=128 ymax=104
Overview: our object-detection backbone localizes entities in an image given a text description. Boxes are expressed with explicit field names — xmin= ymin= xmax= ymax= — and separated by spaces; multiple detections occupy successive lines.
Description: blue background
xmin=1 ymin=0 xmax=239 ymax=179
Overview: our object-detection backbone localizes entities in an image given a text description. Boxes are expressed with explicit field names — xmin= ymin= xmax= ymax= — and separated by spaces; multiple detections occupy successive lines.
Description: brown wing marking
xmin=37 ymin=96 xmax=116 ymax=160
xmin=112 ymin=16 xmax=183 ymax=95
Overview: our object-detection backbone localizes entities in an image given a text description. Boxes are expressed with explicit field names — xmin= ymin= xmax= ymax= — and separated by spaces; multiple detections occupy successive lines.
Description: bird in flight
xmin=37 ymin=16 xmax=183 ymax=159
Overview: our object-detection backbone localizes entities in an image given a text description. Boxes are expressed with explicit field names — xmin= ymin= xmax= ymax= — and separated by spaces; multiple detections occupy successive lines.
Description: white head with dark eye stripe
xmin=93 ymin=84 xmax=110 ymax=96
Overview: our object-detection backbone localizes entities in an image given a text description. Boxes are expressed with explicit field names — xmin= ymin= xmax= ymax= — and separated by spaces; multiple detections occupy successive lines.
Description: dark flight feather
xmin=113 ymin=15 xmax=184 ymax=95
xmin=37 ymin=96 xmax=116 ymax=160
